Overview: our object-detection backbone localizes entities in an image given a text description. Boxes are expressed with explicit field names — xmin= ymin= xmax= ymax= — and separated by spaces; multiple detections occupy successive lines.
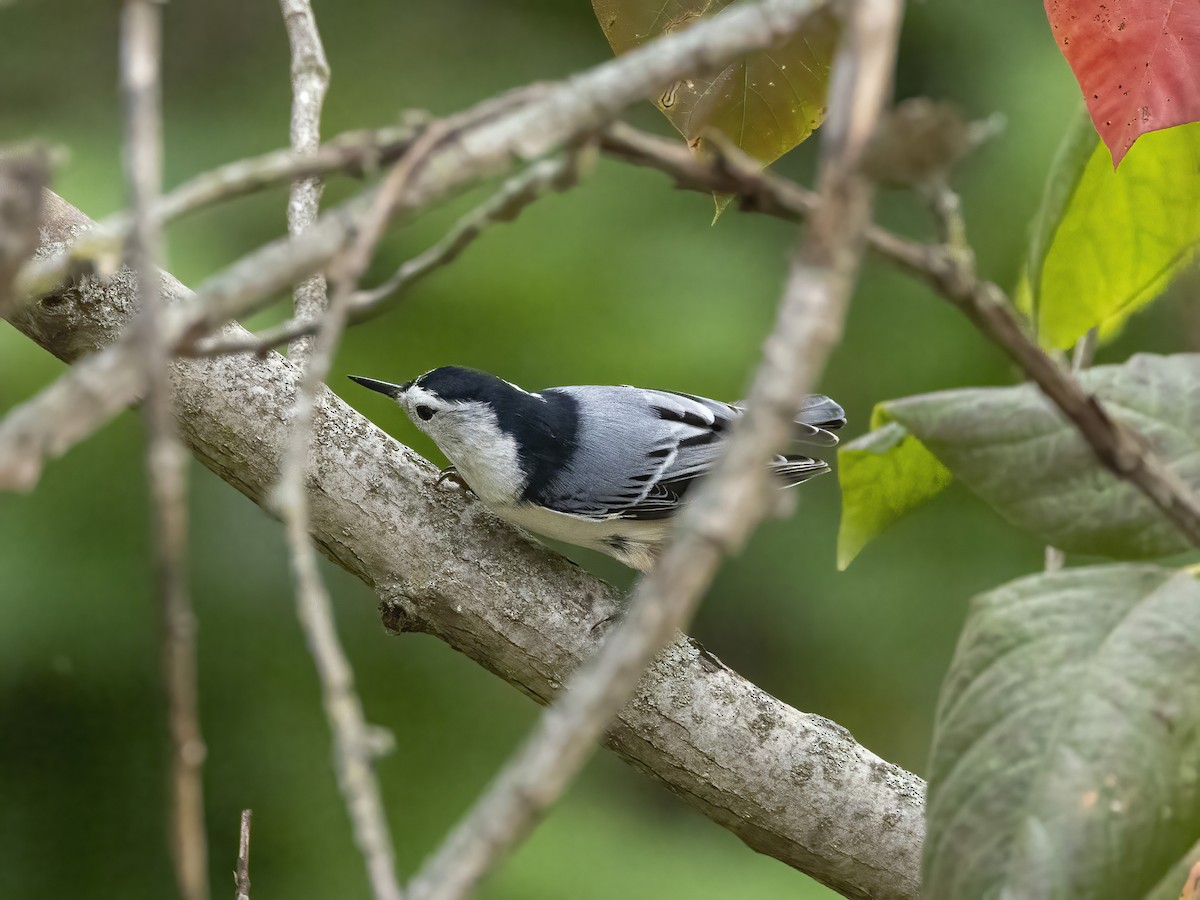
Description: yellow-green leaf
xmin=1029 ymin=110 xmax=1200 ymax=348
xmin=591 ymin=0 xmax=838 ymax=167
xmin=836 ymin=417 xmax=952 ymax=570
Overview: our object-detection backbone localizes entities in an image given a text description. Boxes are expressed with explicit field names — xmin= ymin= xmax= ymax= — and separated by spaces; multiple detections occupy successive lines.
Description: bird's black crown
xmin=415 ymin=366 xmax=515 ymax=404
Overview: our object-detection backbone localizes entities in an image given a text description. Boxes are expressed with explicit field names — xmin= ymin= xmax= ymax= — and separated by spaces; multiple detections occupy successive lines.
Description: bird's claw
xmin=435 ymin=466 xmax=474 ymax=495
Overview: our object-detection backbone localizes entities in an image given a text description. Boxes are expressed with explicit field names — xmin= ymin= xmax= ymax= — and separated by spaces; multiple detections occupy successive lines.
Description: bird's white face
xmin=396 ymin=384 xmax=526 ymax=505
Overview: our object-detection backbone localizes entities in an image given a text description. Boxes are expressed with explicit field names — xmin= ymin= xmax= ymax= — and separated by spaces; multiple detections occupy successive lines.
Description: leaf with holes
xmin=592 ymin=0 xmax=838 ymax=166
xmin=1045 ymin=0 xmax=1200 ymax=166
xmin=836 ymin=416 xmax=952 ymax=570
xmin=924 ymin=565 xmax=1200 ymax=899
xmin=1026 ymin=107 xmax=1200 ymax=349
xmin=885 ymin=353 xmax=1200 ymax=558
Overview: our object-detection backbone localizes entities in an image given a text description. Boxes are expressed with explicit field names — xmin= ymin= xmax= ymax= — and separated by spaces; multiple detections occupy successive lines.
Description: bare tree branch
xmin=193 ymin=150 xmax=591 ymax=358
xmin=1045 ymin=326 xmax=1098 ymax=572
xmin=279 ymin=0 xmax=330 ymax=363
xmin=119 ymin=3 xmax=208 ymax=900
xmin=405 ymin=3 xmax=905 ymax=898
xmin=274 ymin=5 xmax=404 ymax=898
xmin=14 ymin=122 xmax=422 ymax=303
xmin=0 ymin=0 xmax=833 ymax=493
xmin=10 ymin=189 xmax=925 ymax=900
xmin=235 ymin=810 xmax=252 ymax=900
xmin=894 ymin=185 xmax=1200 ymax=551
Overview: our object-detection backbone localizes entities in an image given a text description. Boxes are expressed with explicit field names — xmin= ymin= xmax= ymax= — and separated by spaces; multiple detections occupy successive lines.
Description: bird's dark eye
xmin=415 ymin=405 xmax=435 ymax=421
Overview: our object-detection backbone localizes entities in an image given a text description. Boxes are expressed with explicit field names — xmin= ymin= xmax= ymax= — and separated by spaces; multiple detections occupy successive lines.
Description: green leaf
xmin=885 ymin=353 xmax=1200 ymax=559
xmin=924 ymin=565 xmax=1200 ymax=900
xmin=836 ymin=419 xmax=952 ymax=570
xmin=1026 ymin=104 xmax=1100 ymax=338
xmin=591 ymin=0 xmax=838 ymax=167
xmin=1027 ymin=116 xmax=1200 ymax=349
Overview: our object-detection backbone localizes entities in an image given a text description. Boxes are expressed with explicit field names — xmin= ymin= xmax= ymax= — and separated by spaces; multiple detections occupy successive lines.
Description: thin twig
xmin=273 ymin=97 xmax=456 ymax=900
xmin=904 ymin=185 xmax=1200 ymax=550
xmin=1045 ymin=326 xmax=1098 ymax=571
xmin=405 ymin=3 xmax=904 ymax=898
xmin=235 ymin=810 xmax=252 ymax=900
xmin=192 ymin=150 xmax=592 ymax=358
xmin=120 ymin=3 xmax=208 ymax=900
xmin=274 ymin=4 xmax=404 ymax=899
xmin=600 ymin=121 xmax=929 ymax=274
xmin=279 ymin=0 xmax=330 ymax=363
xmin=14 ymin=123 xmax=422 ymax=302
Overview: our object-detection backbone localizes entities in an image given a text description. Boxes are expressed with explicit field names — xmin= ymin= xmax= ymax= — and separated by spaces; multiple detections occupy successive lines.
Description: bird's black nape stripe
xmin=516 ymin=388 xmax=581 ymax=504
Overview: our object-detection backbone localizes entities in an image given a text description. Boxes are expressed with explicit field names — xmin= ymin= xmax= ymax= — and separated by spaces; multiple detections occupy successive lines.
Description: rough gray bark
xmin=8 ymin=190 xmax=926 ymax=900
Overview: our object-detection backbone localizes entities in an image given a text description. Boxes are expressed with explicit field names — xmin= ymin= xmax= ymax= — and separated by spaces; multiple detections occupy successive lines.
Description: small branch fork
xmin=13 ymin=122 xmax=422 ymax=302
xmin=193 ymin=149 xmax=592 ymax=357
xmin=274 ymin=4 xmax=404 ymax=900
xmin=405 ymin=3 xmax=904 ymax=898
xmin=902 ymin=187 xmax=1200 ymax=550
xmin=119 ymin=3 xmax=209 ymax=900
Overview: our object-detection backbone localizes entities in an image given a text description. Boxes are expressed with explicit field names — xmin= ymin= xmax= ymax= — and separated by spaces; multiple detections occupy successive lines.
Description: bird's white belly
xmin=489 ymin=501 xmax=672 ymax=571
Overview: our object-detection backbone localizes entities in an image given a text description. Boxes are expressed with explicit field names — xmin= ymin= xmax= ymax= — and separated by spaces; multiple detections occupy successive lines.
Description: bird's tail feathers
xmin=793 ymin=394 xmax=846 ymax=446
xmin=771 ymin=454 xmax=831 ymax=487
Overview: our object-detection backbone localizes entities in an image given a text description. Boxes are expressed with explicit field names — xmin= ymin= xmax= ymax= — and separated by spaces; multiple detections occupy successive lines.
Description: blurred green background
xmin=3 ymin=1 xmax=1195 ymax=897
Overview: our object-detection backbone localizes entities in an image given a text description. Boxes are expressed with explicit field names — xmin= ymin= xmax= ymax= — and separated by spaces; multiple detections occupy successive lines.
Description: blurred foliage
xmin=2 ymin=1 xmax=1197 ymax=898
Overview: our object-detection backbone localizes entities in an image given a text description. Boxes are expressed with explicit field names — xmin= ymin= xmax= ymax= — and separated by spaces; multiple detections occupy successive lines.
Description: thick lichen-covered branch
xmin=6 ymin=191 xmax=925 ymax=900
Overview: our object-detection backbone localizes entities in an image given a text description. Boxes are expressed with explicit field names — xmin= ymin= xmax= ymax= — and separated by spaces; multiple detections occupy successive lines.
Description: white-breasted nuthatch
xmin=349 ymin=366 xmax=845 ymax=571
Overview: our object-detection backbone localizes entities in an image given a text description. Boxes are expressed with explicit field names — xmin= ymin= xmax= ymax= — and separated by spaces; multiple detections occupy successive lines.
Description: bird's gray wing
xmin=530 ymin=387 xmax=738 ymax=521
xmin=533 ymin=386 xmax=840 ymax=521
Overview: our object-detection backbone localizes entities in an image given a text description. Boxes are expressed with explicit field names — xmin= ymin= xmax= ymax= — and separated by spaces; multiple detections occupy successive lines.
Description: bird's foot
xmin=435 ymin=466 xmax=474 ymax=496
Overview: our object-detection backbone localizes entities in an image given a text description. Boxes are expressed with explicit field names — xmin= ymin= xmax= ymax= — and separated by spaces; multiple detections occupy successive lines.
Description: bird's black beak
xmin=348 ymin=375 xmax=410 ymax=398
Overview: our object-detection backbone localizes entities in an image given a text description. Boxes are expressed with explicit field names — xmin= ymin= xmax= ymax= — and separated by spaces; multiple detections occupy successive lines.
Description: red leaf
xmin=1045 ymin=0 xmax=1200 ymax=166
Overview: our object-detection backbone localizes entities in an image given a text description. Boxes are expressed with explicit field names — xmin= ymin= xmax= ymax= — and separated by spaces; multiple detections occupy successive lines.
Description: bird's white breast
xmin=430 ymin=404 xmax=527 ymax=506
